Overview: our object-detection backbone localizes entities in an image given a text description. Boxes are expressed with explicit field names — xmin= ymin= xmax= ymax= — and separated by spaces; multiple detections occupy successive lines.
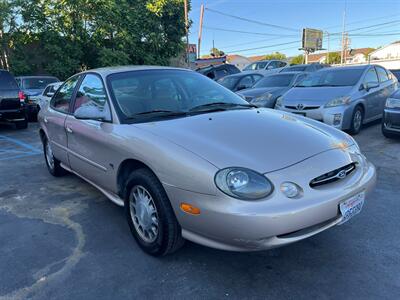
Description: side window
xmin=257 ymin=62 xmax=268 ymax=70
xmin=268 ymin=61 xmax=279 ymax=69
xmin=238 ymin=75 xmax=254 ymax=89
xmin=51 ymin=76 xmax=81 ymax=113
xmin=73 ymin=74 xmax=111 ymax=121
xmin=294 ymin=74 xmax=307 ymax=85
xmin=278 ymin=61 xmax=287 ymax=68
xmin=363 ymin=68 xmax=379 ymax=84
xmin=376 ymin=66 xmax=389 ymax=82
xmin=42 ymin=86 xmax=51 ymax=96
xmin=215 ymin=68 xmax=228 ymax=78
xmin=252 ymin=74 xmax=263 ymax=83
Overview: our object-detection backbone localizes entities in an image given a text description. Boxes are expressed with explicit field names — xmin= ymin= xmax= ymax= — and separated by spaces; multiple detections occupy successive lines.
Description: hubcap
xmin=45 ymin=141 xmax=55 ymax=170
xmin=129 ymin=185 xmax=159 ymax=243
xmin=354 ymin=110 xmax=362 ymax=131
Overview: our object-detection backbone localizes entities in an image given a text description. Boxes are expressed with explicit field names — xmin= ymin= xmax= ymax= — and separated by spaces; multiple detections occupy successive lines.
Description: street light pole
xmin=198 ymin=4 xmax=204 ymax=59
xmin=184 ymin=0 xmax=189 ymax=67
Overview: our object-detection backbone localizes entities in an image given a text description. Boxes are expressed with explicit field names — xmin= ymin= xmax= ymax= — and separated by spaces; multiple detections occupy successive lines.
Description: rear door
xmin=362 ymin=67 xmax=381 ymax=119
xmin=65 ymin=73 xmax=115 ymax=191
xmin=0 ymin=70 xmax=21 ymax=113
xmin=376 ymin=66 xmax=395 ymax=114
xmin=45 ymin=75 xmax=81 ymax=166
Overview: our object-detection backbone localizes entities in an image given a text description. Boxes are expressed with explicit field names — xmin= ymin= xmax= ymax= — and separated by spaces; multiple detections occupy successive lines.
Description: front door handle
xmin=44 ymin=117 xmax=48 ymax=123
xmin=66 ymin=127 xmax=73 ymax=134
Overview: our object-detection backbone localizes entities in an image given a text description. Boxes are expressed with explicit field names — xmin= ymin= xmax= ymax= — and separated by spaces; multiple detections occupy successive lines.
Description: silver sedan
xmin=39 ymin=66 xmax=376 ymax=256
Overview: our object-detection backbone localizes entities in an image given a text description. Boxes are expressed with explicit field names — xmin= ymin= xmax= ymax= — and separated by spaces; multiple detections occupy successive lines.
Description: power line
xmin=221 ymin=36 xmax=296 ymax=49
xmin=203 ymin=26 xmax=297 ymax=37
xmin=324 ymin=13 xmax=400 ymax=30
xmin=224 ymin=40 xmax=301 ymax=54
xmin=205 ymin=7 xmax=299 ymax=32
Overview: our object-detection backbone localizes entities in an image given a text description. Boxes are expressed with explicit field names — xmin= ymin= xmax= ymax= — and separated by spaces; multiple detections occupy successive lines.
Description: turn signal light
xmin=180 ymin=203 xmax=200 ymax=215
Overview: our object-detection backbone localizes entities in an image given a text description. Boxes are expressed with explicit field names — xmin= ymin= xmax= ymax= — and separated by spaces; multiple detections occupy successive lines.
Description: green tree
xmin=290 ymin=55 xmax=304 ymax=65
xmin=210 ymin=47 xmax=225 ymax=57
xmin=327 ymin=52 xmax=341 ymax=64
xmin=263 ymin=52 xmax=286 ymax=60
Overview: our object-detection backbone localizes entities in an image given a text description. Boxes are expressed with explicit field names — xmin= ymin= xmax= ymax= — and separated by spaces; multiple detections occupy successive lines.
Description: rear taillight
xmin=18 ymin=91 xmax=26 ymax=102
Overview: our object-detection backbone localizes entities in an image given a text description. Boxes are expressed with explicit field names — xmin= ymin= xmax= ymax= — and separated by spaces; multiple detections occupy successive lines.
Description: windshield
xmin=281 ymin=66 xmax=307 ymax=72
xmin=0 ymin=71 xmax=18 ymax=89
xmin=253 ymin=74 xmax=295 ymax=88
xmin=217 ymin=76 xmax=240 ymax=90
xmin=22 ymin=77 xmax=58 ymax=89
xmin=107 ymin=70 xmax=250 ymax=122
xmin=296 ymin=68 xmax=364 ymax=87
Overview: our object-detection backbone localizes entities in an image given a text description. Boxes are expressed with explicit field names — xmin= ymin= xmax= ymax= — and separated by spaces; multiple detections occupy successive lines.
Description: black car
xmin=280 ymin=63 xmax=330 ymax=73
xmin=196 ymin=64 xmax=240 ymax=81
xmin=236 ymin=71 xmax=308 ymax=108
xmin=0 ymin=69 xmax=28 ymax=129
xmin=217 ymin=72 xmax=263 ymax=92
xmin=382 ymin=88 xmax=400 ymax=139
xmin=390 ymin=69 xmax=400 ymax=81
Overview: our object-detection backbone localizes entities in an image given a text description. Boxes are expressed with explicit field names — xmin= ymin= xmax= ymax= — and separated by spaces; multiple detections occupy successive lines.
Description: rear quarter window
xmin=0 ymin=71 xmax=18 ymax=89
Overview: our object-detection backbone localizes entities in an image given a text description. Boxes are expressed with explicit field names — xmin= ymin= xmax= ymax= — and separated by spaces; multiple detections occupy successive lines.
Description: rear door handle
xmin=66 ymin=127 xmax=73 ymax=134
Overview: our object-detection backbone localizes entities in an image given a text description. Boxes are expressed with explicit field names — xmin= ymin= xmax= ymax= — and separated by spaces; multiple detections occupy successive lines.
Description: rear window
xmin=281 ymin=66 xmax=307 ymax=72
xmin=253 ymin=74 xmax=295 ymax=88
xmin=22 ymin=77 xmax=58 ymax=89
xmin=0 ymin=71 xmax=18 ymax=89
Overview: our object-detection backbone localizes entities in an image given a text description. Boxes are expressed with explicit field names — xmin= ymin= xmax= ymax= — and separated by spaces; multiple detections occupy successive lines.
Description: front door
xmin=65 ymin=73 xmax=115 ymax=191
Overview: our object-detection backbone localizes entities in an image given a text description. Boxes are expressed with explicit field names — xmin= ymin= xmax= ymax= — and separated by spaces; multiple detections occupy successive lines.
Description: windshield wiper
xmin=300 ymin=84 xmax=346 ymax=87
xmin=189 ymin=102 xmax=256 ymax=112
xmin=125 ymin=110 xmax=188 ymax=120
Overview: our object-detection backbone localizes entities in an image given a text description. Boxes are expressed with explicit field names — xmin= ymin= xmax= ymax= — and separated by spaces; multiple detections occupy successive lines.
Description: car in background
xmin=39 ymin=66 xmax=376 ymax=256
xmin=280 ymin=63 xmax=330 ymax=73
xmin=16 ymin=75 xmax=60 ymax=121
xmin=390 ymin=69 xmax=400 ymax=81
xmin=0 ymin=69 xmax=28 ymax=129
xmin=242 ymin=60 xmax=288 ymax=74
xmin=38 ymin=81 xmax=63 ymax=110
xmin=217 ymin=73 xmax=263 ymax=92
xmin=237 ymin=72 xmax=307 ymax=108
xmin=275 ymin=65 xmax=398 ymax=134
xmin=382 ymin=89 xmax=400 ymax=138
xmin=196 ymin=64 xmax=240 ymax=81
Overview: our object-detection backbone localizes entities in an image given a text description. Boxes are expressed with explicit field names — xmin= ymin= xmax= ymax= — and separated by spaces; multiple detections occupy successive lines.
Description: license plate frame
xmin=338 ymin=192 xmax=365 ymax=225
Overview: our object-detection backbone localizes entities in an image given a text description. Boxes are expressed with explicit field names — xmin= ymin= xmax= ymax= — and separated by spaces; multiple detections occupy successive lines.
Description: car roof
xmin=320 ymin=65 xmax=369 ymax=72
xmin=16 ymin=75 xmax=59 ymax=79
xmin=82 ymin=65 xmax=190 ymax=77
xmin=223 ymin=72 xmax=262 ymax=78
xmin=269 ymin=71 xmax=306 ymax=76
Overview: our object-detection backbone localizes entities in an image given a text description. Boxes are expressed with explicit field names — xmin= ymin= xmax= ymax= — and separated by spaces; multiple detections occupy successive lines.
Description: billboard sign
xmin=302 ymin=28 xmax=323 ymax=51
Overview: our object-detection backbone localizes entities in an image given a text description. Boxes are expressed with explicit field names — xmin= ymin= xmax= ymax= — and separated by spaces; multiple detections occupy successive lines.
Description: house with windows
xmin=370 ymin=41 xmax=400 ymax=60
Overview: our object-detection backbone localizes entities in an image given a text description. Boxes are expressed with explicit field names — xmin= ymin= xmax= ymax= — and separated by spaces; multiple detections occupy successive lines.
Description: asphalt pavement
xmin=0 ymin=121 xmax=399 ymax=300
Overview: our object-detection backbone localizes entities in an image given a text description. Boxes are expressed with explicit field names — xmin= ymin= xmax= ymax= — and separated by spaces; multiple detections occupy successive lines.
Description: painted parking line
xmin=0 ymin=134 xmax=42 ymax=161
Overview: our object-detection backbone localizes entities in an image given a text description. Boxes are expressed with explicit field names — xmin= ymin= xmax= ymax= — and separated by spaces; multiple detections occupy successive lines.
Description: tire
xmin=124 ymin=168 xmax=184 ymax=256
xmin=15 ymin=118 xmax=28 ymax=129
xmin=43 ymin=136 xmax=67 ymax=177
xmin=348 ymin=105 xmax=364 ymax=135
xmin=382 ymin=122 xmax=397 ymax=139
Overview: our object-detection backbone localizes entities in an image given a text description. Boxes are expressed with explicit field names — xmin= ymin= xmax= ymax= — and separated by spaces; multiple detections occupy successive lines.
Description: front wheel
xmin=43 ymin=136 xmax=67 ymax=177
xmin=348 ymin=106 xmax=364 ymax=135
xmin=124 ymin=169 xmax=184 ymax=256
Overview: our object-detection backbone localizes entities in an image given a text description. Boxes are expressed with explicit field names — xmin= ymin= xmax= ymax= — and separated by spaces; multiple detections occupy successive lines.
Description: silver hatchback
xmin=276 ymin=65 xmax=398 ymax=134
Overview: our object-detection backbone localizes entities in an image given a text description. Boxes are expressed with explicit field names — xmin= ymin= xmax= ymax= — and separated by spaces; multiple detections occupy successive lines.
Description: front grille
xmin=0 ymin=98 xmax=20 ymax=110
xmin=285 ymin=105 xmax=320 ymax=110
xmin=310 ymin=163 xmax=356 ymax=188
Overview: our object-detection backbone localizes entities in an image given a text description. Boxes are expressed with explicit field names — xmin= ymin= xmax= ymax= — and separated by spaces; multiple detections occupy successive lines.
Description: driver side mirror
xmin=74 ymin=105 xmax=111 ymax=122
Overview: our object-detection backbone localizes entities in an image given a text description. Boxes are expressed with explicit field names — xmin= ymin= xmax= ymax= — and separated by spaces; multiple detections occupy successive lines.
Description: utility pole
xmin=340 ymin=1 xmax=347 ymax=65
xmin=184 ymin=0 xmax=189 ymax=67
xmin=198 ymin=4 xmax=204 ymax=59
xmin=326 ymin=31 xmax=330 ymax=64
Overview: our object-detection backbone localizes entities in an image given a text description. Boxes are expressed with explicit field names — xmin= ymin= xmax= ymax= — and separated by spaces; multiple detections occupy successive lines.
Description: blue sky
xmin=188 ymin=0 xmax=400 ymax=58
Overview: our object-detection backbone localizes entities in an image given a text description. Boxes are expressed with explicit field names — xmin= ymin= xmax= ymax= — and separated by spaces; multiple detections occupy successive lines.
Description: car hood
xmin=283 ymin=86 xmax=354 ymax=105
xmin=135 ymin=109 xmax=351 ymax=173
xmin=238 ymin=87 xmax=287 ymax=98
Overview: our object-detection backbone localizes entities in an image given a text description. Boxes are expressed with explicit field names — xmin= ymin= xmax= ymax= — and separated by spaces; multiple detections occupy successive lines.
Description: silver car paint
xmin=277 ymin=65 xmax=398 ymax=130
xmin=39 ymin=66 xmax=376 ymax=251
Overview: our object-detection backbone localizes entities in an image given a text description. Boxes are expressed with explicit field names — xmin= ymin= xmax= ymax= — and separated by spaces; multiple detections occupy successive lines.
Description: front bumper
xmin=382 ymin=108 xmax=400 ymax=134
xmin=164 ymin=148 xmax=376 ymax=251
xmin=278 ymin=105 xmax=354 ymax=130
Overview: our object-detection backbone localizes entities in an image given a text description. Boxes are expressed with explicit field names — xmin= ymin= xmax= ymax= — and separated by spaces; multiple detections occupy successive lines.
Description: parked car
xmin=275 ymin=65 xmax=398 ymax=134
xmin=280 ymin=63 xmax=330 ymax=73
xmin=237 ymin=72 xmax=308 ymax=108
xmin=38 ymin=81 xmax=63 ymax=110
xmin=0 ymin=69 xmax=28 ymax=129
xmin=15 ymin=76 xmax=59 ymax=120
xmin=196 ymin=64 xmax=240 ymax=81
xmin=39 ymin=66 xmax=376 ymax=256
xmin=217 ymin=73 xmax=263 ymax=92
xmin=242 ymin=60 xmax=288 ymax=74
xmin=382 ymin=89 xmax=400 ymax=138
xmin=389 ymin=69 xmax=400 ymax=81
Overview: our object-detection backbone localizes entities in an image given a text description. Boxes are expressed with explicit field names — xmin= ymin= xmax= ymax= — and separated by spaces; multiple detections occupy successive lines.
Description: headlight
xmin=385 ymin=97 xmax=400 ymax=109
xmin=275 ymin=96 xmax=283 ymax=108
xmin=253 ymin=93 xmax=273 ymax=102
xmin=325 ymin=96 xmax=351 ymax=108
xmin=215 ymin=167 xmax=273 ymax=200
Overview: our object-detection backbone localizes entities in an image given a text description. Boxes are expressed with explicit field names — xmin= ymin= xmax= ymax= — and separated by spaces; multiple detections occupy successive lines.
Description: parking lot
xmin=0 ymin=121 xmax=398 ymax=300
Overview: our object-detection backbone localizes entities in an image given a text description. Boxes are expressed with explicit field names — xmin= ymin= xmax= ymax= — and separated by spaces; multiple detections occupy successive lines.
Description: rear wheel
xmin=124 ymin=168 xmax=184 ymax=256
xmin=349 ymin=106 xmax=364 ymax=135
xmin=43 ymin=136 xmax=67 ymax=177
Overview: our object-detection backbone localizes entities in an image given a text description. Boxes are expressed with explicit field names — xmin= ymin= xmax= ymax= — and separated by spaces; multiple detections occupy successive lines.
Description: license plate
xmin=292 ymin=112 xmax=306 ymax=116
xmin=338 ymin=192 xmax=365 ymax=225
